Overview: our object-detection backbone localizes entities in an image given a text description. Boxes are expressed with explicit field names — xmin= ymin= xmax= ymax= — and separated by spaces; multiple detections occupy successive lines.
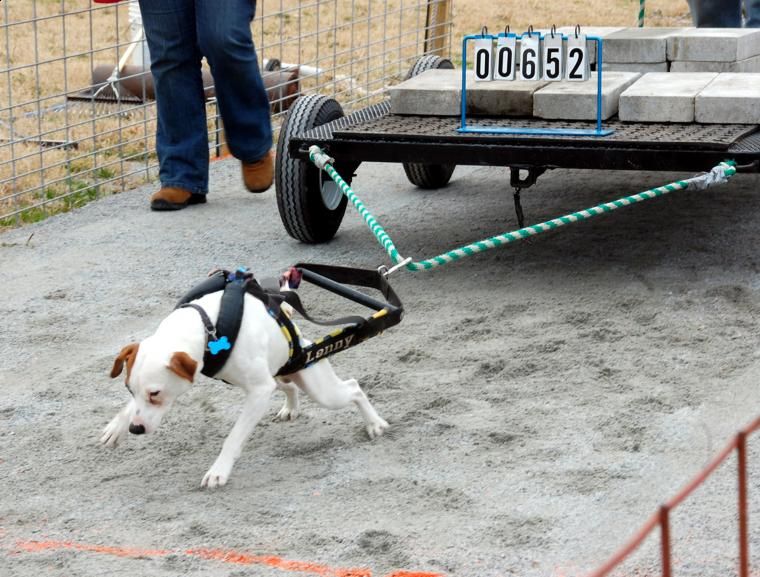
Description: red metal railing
xmin=589 ymin=416 xmax=760 ymax=577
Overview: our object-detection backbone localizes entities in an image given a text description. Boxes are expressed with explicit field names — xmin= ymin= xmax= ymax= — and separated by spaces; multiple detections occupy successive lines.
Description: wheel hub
xmin=320 ymin=174 xmax=342 ymax=210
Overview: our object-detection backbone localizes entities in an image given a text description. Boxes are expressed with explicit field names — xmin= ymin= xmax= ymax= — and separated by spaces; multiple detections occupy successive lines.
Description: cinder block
xmin=533 ymin=71 xmax=641 ymax=120
xmin=670 ymin=54 xmax=760 ymax=72
xmin=389 ymin=69 xmax=548 ymax=117
xmin=695 ymin=73 xmax=760 ymax=124
xmin=619 ymin=72 xmax=718 ymax=122
xmin=603 ymin=28 xmax=681 ymax=63
xmin=389 ymin=69 xmax=461 ymax=115
xmin=667 ymin=28 xmax=760 ymax=62
xmin=602 ymin=61 xmax=669 ymax=73
xmin=556 ymin=27 xmax=625 ymax=64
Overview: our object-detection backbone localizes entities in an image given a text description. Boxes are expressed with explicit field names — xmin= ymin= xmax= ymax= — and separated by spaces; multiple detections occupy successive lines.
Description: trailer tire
xmin=403 ymin=56 xmax=456 ymax=189
xmin=275 ymin=95 xmax=349 ymax=244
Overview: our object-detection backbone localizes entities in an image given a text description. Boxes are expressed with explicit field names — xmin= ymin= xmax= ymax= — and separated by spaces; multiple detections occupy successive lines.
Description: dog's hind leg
xmin=201 ymin=373 xmax=277 ymax=489
xmin=273 ymin=378 xmax=300 ymax=421
xmin=291 ymin=361 xmax=389 ymax=439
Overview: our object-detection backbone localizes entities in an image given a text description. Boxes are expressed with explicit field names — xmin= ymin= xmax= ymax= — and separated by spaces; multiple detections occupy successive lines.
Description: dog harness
xmin=175 ymin=266 xmax=381 ymax=378
xmin=176 ymin=268 xmax=304 ymax=378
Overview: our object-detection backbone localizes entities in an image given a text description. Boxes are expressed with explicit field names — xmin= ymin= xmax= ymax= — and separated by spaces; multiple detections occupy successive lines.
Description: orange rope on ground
xmin=15 ymin=539 xmax=171 ymax=558
xmin=11 ymin=538 xmax=442 ymax=577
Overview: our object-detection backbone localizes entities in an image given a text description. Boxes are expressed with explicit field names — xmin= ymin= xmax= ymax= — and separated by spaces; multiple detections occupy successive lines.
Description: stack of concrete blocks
xmin=600 ymin=28 xmax=678 ymax=73
xmin=667 ymin=28 xmax=760 ymax=72
xmin=389 ymin=68 xmax=760 ymax=125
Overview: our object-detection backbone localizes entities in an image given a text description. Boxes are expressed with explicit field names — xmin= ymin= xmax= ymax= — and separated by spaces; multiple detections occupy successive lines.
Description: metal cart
xmin=275 ymin=56 xmax=760 ymax=244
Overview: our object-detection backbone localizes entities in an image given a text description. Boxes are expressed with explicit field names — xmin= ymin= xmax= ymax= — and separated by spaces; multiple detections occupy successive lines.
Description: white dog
xmin=101 ymin=289 xmax=389 ymax=488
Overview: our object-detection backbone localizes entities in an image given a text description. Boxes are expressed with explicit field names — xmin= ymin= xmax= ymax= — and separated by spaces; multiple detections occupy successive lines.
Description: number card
xmin=473 ymin=38 xmax=493 ymax=81
xmin=565 ymin=33 xmax=589 ymax=81
xmin=493 ymin=34 xmax=517 ymax=80
xmin=542 ymin=33 xmax=563 ymax=81
xmin=519 ymin=33 xmax=541 ymax=81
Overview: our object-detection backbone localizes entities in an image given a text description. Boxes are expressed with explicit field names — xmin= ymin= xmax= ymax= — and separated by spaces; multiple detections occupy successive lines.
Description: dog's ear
xmin=168 ymin=351 xmax=197 ymax=383
xmin=111 ymin=343 xmax=139 ymax=379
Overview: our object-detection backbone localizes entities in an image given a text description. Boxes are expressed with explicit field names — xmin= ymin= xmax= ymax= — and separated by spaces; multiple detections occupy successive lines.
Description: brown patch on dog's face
xmin=167 ymin=351 xmax=197 ymax=383
xmin=110 ymin=343 xmax=139 ymax=381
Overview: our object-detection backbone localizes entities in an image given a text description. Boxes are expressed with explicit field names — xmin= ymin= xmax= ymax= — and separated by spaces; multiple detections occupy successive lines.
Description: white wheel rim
xmin=320 ymin=175 xmax=342 ymax=210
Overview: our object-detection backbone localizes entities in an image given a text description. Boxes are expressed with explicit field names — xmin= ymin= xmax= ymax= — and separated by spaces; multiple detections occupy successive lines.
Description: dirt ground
xmin=1 ymin=158 xmax=759 ymax=577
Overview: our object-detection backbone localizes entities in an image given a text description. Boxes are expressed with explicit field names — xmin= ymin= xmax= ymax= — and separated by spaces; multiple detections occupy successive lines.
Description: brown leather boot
xmin=241 ymin=150 xmax=274 ymax=193
xmin=150 ymin=186 xmax=207 ymax=211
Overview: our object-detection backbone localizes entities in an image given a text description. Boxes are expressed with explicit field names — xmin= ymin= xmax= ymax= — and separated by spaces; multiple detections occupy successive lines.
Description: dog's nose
xmin=129 ymin=423 xmax=146 ymax=435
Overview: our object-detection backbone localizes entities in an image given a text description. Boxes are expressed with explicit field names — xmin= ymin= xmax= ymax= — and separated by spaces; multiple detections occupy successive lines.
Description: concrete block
xmin=695 ymin=73 xmax=760 ymax=124
xmin=556 ymin=27 xmax=624 ymax=64
xmin=389 ymin=69 xmax=548 ymax=117
xmin=389 ymin=69 xmax=461 ymax=115
xmin=667 ymin=28 xmax=760 ymax=62
xmin=533 ymin=71 xmax=641 ymax=120
xmin=602 ymin=61 xmax=669 ymax=73
xmin=619 ymin=72 xmax=718 ymax=122
xmin=603 ymin=28 xmax=681 ymax=63
xmin=670 ymin=54 xmax=760 ymax=72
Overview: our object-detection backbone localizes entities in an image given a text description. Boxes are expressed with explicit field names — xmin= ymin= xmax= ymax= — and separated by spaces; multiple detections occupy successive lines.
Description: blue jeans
xmin=138 ymin=0 xmax=272 ymax=194
xmin=688 ymin=0 xmax=760 ymax=27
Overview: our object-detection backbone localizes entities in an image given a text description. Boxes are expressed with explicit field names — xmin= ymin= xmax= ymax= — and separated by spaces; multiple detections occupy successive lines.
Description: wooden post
xmin=424 ymin=0 xmax=452 ymax=57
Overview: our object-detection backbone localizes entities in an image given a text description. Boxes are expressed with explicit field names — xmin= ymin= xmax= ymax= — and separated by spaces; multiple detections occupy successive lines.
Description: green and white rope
xmin=309 ymin=146 xmax=736 ymax=273
xmin=638 ymin=0 xmax=645 ymax=26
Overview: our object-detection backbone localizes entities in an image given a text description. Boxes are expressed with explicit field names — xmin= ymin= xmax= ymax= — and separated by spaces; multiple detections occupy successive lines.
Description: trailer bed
xmin=290 ymin=101 xmax=760 ymax=172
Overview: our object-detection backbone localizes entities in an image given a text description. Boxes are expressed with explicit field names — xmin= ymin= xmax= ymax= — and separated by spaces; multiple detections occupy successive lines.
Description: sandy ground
xmin=1 ymin=157 xmax=759 ymax=577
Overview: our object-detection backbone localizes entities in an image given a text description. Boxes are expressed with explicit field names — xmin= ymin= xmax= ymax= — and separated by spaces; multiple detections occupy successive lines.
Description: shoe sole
xmin=246 ymin=182 xmax=273 ymax=194
xmin=150 ymin=194 xmax=207 ymax=211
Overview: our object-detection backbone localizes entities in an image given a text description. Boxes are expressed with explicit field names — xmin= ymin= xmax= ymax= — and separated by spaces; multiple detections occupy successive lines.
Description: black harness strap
xmin=176 ymin=270 xmax=259 ymax=378
xmin=174 ymin=264 xmax=403 ymax=379
xmin=276 ymin=263 xmax=403 ymax=376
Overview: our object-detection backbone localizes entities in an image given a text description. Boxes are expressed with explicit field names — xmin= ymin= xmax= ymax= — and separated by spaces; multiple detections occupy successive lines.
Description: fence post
xmin=660 ymin=506 xmax=672 ymax=577
xmin=738 ymin=431 xmax=749 ymax=577
xmin=424 ymin=0 xmax=451 ymax=57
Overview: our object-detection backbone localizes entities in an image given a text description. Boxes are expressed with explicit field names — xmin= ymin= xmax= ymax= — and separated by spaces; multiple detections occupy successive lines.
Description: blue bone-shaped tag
xmin=208 ymin=336 xmax=231 ymax=355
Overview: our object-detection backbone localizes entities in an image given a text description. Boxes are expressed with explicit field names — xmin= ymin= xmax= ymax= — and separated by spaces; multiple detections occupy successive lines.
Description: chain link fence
xmin=0 ymin=0 xmax=451 ymax=227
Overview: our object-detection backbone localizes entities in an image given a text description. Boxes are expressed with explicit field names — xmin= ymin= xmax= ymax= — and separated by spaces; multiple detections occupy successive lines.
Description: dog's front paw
xmin=100 ymin=414 xmax=128 ymax=447
xmin=366 ymin=418 xmax=389 ymax=439
xmin=201 ymin=459 xmax=233 ymax=489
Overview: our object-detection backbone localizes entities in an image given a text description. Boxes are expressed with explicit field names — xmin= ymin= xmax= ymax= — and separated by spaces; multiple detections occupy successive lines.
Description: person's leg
xmin=138 ymin=0 xmax=209 ymax=196
xmin=688 ymin=0 xmax=743 ymax=26
xmin=746 ymin=0 xmax=760 ymax=27
xmin=195 ymin=0 xmax=272 ymax=165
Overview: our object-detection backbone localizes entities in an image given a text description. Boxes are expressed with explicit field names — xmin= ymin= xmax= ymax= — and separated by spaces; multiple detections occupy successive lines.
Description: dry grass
xmin=452 ymin=0 xmax=693 ymax=36
xmin=1 ymin=0 xmax=693 ymax=227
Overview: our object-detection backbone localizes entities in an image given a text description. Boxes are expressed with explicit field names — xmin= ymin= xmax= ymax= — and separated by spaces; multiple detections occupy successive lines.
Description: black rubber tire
xmin=402 ymin=56 xmax=456 ymax=189
xmin=275 ymin=94 xmax=349 ymax=244
xmin=404 ymin=54 xmax=454 ymax=80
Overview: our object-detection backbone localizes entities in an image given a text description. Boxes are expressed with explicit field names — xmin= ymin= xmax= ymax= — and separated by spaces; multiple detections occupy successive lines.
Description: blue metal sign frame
xmin=459 ymin=32 xmax=614 ymax=137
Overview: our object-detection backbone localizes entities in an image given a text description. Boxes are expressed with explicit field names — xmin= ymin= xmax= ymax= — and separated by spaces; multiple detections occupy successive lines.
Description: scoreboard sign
xmin=472 ymin=27 xmax=589 ymax=83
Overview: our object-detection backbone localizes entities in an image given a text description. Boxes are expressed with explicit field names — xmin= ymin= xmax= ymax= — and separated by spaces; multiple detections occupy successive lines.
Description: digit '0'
xmin=476 ymin=48 xmax=491 ymax=80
